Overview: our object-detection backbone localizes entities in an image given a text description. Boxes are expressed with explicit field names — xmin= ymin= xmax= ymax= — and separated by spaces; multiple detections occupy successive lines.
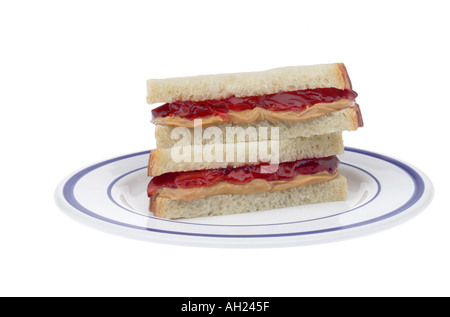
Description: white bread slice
xmin=147 ymin=63 xmax=352 ymax=104
xmin=148 ymin=132 xmax=344 ymax=176
xmin=155 ymin=107 xmax=360 ymax=148
xmin=151 ymin=174 xmax=347 ymax=219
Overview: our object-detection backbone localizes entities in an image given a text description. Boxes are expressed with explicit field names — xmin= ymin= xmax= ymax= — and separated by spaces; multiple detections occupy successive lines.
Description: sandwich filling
xmin=148 ymin=156 xmax=340 ymax=201
xmin=152 ymin=88 xmax=358 ymax=127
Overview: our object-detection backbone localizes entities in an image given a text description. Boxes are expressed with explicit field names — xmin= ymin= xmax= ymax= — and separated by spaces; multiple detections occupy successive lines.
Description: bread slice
xmin=147 ymin=63 xmax=352 ymax=104
xmin=148 ymin=132 xmax=344 ymax=176
xmin=151 ymin=174 xmax=347 ymax=219
xmin=155 ymin=107 xmax=361 ymax=148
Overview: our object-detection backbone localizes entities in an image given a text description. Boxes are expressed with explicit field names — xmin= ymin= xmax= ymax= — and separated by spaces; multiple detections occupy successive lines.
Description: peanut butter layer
xmin=154 ymin=170 xmax=340 ymax=201
xmin=151 ymin=99 xmax=355 ymax=128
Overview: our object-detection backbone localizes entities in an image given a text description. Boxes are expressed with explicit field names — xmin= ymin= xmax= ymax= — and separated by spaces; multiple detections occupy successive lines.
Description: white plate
xmin=55 ymin=147 xmax=433 ymax=248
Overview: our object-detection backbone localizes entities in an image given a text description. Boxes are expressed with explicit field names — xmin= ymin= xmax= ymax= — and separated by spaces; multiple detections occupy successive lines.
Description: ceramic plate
xmin=55 ymin=147 xmax=433 ymax=248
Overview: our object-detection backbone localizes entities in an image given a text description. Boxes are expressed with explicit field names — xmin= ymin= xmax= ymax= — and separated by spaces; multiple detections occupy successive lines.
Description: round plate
xmin=55 ymin=147 xmax=433 ymax=248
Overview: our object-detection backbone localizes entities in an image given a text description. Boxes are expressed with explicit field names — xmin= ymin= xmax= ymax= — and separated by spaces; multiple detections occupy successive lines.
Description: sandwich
xmin=146 ymin=63 xmax=363 ymax=219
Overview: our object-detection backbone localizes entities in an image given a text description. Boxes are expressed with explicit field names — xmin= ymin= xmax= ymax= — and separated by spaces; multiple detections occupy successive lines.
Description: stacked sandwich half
xmin=146 ymin=63 xmax=363 ymax=219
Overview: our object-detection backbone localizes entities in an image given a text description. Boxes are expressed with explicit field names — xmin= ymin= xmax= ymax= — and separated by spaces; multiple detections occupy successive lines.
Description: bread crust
xmin=337 ymin=63 xmax=353 ymax=90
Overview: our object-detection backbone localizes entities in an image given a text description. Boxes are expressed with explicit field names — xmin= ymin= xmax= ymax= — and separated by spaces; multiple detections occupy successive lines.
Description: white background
xmin=1 ymin=0 xmax=449 ymax=297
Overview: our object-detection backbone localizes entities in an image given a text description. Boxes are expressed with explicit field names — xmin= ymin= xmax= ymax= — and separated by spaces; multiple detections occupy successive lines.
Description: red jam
xmin=147 ymin=156 xmax=340 ymax=197
xmin=152 ymin=88 xmax=357 ymax=121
